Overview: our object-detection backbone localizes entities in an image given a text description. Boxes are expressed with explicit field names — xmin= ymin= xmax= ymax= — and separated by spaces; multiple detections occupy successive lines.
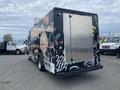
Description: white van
xmin=100 ymin=36 xmax=120 ymax=54
xmin=7 ymin=41 xmax=28 ymax=55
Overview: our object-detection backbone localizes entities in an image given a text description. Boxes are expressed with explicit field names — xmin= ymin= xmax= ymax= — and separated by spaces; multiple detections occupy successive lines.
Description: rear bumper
xmin=55 ymin=65 xmax=103 ymax=76
xmin=100 ymin=49 xmax=117 ymax=54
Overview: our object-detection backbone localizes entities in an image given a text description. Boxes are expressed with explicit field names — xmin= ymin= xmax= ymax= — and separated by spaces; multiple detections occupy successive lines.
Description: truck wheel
xmin=38 ymin=60 xmax=45 ymax=71
xmin=37 ymin=54 xmax=45 ymax=71
xmin=116 ymin=48 xmax=120 ymax=58
xmin=28 ymin=55 xmax=32 ymax=61
xmin=15 ymin=49 xmax=21 ymax=55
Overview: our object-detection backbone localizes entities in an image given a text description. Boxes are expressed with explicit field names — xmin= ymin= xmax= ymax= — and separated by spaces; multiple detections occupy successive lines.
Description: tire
xmin=116 ymin=48 xmax=120 ymax=58
xmin=116 ymin=53 xmax=120 ymax=58
xmin=38 ymin=60 xmax=45 ymax=71
xmin=26 ymin=51 xmax=29 ymax=55
xmin=28 ymin=55 xmax=32 ymax=61
xmin=15 ymin=49 xmax=21 ymax=55
xmin=37 ymin=54 xmax=45 ymax=71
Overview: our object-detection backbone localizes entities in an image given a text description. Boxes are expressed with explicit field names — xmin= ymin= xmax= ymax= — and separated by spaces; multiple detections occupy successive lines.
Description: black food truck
xmin=28 ymin=7 xmax=103 ymax=76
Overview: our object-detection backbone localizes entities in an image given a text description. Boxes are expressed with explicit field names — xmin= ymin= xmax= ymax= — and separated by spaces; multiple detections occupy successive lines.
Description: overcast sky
xmin=0 ymin=0 xmax=120 ymax=41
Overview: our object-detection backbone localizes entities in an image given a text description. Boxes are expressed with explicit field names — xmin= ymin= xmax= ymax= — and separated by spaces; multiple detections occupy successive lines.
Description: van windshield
xmin=105 ymin=37 xmax=119 ymax=43
xmin=15 ymin=42 xmax=25 ymax=45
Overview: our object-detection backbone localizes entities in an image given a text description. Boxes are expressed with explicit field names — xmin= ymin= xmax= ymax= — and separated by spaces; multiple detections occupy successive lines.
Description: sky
xmin=0 ymin=0 xmax=120 ymax=41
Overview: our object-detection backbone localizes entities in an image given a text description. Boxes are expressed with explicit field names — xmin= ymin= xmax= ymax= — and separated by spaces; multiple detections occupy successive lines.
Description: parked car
xmin=6 ymin=41 xmax=28 ymax=55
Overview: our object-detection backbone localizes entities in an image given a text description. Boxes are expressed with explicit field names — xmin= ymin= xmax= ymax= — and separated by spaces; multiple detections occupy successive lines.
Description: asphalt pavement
xmin=0 ymin=55 xmax=120 ymax=90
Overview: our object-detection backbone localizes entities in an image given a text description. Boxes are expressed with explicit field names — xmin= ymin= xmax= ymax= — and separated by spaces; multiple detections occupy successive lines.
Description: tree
xmin=3 ymin=33 xmax=13 ymax=43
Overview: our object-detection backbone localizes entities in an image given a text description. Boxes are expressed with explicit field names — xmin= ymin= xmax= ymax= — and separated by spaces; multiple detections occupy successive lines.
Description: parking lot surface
xmin=0 ymin=55 xmax=120 ymax=90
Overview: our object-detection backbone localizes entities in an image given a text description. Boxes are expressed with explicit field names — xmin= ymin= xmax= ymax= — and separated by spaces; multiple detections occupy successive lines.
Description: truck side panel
xmin=29 ymin=10 xmax=56 ymax=73
xmin=38 ymin=10 xmax=55 ymax=73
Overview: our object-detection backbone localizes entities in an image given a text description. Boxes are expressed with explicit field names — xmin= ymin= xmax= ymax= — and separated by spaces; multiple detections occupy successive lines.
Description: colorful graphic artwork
xmin=31 ymin=27 xmax=40 ymax=38
xmin=40 ymin=31 xmax=48 ymax=53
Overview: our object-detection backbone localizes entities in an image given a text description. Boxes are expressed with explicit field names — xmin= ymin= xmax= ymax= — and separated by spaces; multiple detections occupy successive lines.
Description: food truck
xmin=28 ymin=7 xmax=103 ymax=76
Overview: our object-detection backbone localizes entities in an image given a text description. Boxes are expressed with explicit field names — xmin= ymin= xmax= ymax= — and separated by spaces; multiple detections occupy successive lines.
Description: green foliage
xmin=3 ymin=33 xmax=13 ymax=43
xmin=100 ymin=38 xmax=105 ymax=44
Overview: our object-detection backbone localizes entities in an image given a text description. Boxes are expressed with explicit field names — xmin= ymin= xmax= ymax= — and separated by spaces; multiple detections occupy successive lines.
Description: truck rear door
xmin=63 ymin=13 xmax=93 ymax=63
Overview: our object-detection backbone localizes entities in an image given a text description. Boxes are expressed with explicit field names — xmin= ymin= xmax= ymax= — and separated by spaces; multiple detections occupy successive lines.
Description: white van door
xmin=7 ymin=42 xmax=16 ymax=51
